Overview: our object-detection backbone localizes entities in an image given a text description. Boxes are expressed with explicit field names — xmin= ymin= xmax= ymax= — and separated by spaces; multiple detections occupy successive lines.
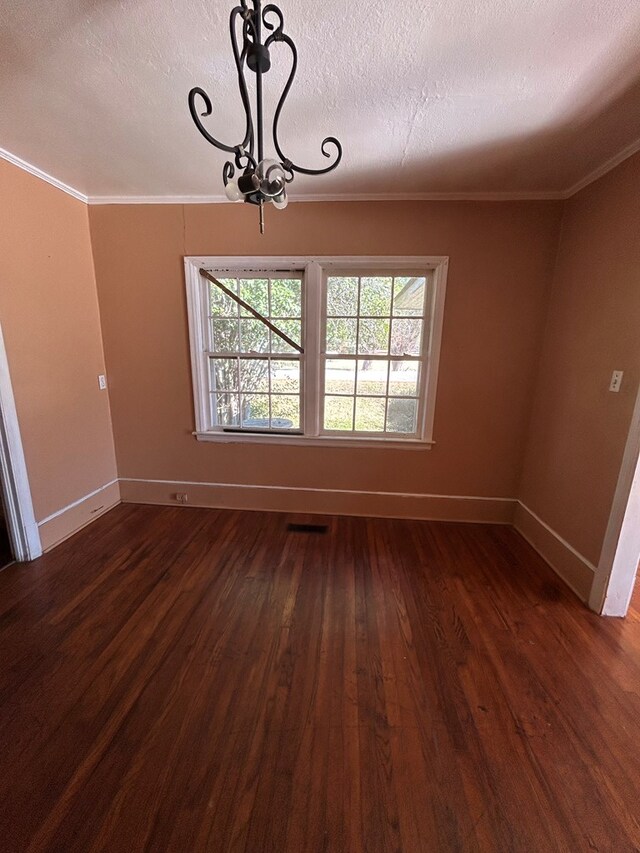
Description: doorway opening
xmin=0 ymin=480 xmax=13 ymax=568
xmin=0 ymin=322 xmax=41 ymax=565
xmin=590 ymin=381 xmax=640 ymax=617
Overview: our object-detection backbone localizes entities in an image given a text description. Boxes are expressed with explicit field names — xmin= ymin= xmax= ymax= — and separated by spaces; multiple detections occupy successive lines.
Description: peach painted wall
xmin=89 ymin=199 xmax=562 ymax=505
xmin=0 ymin=159 xmax=118 ymax=545
xmin=519 ymin=151 xmax=640 ymax=568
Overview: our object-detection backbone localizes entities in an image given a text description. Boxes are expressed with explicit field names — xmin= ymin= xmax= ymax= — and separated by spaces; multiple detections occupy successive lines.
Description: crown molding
xmin=89 ymin=194 xmax=228 ymax=205
xmin=87 ymin=189 xmax=567 ymax=204
xmin=3 ymin=136 xmax=640 ymax=207
xmin=0 ymin=146 xmax=88 ymax=203
xmin=563 ymin=136 xmax=640 ymax=198
xmin=279 ymin=190 xmax=566 ymax=201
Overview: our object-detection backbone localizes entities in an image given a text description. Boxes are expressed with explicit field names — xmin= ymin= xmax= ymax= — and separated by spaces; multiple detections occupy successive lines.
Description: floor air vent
xmin=286 ymin=523 xmax=328 ymax=534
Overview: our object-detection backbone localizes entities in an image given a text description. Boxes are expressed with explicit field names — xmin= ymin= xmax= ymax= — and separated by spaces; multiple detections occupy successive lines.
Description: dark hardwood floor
xmin=0 ymin=504 xmax=639 ymax=852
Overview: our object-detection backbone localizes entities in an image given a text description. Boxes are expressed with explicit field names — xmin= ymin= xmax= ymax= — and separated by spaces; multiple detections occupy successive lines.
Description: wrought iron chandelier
xmin=188 ymin=0 xmax=342 ymax=233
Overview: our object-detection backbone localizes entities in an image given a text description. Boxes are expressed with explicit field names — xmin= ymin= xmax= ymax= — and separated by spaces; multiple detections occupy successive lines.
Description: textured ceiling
xmin=1 ymin=0 xmax=640 ymax=200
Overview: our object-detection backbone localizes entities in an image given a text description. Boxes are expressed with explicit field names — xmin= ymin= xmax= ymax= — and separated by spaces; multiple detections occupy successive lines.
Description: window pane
xmin=324 ymin=396 xmax=354 ymax=431
xmin=390 ymin=318 xmax=422 ymax=356
xmin=240 ymin=394 xmax=270 ymax=427
xmin=271 ymin=319 xmax=301 ymax=354
xmin=358 ymin=318 xmax=390 ymax=355
xmin=354 ymin=397 xmax=386 ymax=432
xmin=210 ymin=279 xmax=239 ymax=317
xmin=357 ymin=360 xmax=388 ymax=396
xmin=324 ymin=359 xmax=355 ymax=395
xmin=326 ymin=318 xmax=357 ymax=354
xmin=270 ymin=360 xmax=300 ymax=394
xmin=239 ymin=278 xmax=269 ymax=317
xmin=239 ymin=358 xmax=269 ymax=393
xmin=211 ymin=318 xmax=239 ymax=352
xmin=213 ymin=392 xmax=240 ymax=426
xmin=386 ymin=398 xmax=418 ymax=433
xmin=389 ymin=361 xmax=419 ymax=396
xmin=327 ymin=276 xmax=358 ymax=317
xmin=393 ymin=277 xmax=426 ymax=316
xmin=359 ymin=277 xmax=392 ymax=316
xmin=210 ymin=358 xmax=238 ymax=391
xmin=240 ymin=319 xmax=270 ymax=353
xmin=271 ymin=278 xmax=302 ymax=318
xmin=271 ymin=395 xmax=300 ymax=430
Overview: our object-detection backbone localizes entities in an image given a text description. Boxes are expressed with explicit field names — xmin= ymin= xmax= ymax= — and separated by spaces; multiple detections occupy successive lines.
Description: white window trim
xmin=184 ymin=255 xmax=449 ymax=450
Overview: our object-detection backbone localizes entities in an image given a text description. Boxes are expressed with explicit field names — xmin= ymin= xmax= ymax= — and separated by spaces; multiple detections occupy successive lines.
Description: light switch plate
xmin=98 ymin=374 xmax=107 ymax=390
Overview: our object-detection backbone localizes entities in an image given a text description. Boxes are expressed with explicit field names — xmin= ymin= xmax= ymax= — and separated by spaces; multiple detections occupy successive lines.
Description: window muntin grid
xmin=321 ymin=273 xmax=429 ymax=436
xmin=207 ymin=273 xmax=303 ymax=432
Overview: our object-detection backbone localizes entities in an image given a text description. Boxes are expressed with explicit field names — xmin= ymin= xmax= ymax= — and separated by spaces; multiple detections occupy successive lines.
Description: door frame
xmin=590 ymin=380 xmax=640 ymax=616
xmin=0 ymin=322 xmax=41 ymax=562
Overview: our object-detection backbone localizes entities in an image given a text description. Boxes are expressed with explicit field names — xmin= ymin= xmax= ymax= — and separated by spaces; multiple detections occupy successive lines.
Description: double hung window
xmin=186 ymin=256 xmax=448 ymax=448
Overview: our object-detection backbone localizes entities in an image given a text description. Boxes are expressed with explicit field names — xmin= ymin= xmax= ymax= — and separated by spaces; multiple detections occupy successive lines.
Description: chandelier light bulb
xmin=257 ymin=159 xmax=285 ymax=198
xmin=272 ymin=192 xmax=288 ymax=210
xmin=224 ymin=180 xmax=242 ymax=202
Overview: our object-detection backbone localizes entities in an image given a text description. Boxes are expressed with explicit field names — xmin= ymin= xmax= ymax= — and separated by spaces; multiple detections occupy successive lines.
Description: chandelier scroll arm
xmin=188 ymin=88 xmax=237 ymax=154
xmin=229 ymin=5 xmax=255 ymax=155
xmin=234 ymin=146 xmax=257 ymax=171
xmin=266 ymin=30 xmax=343 ymax=176
xmin=223 ymin=161 xmax=236 ymax=186
xmin=222 ymin=146 xmax=258 ymax=190
xmin=187 ymin=5 xmax=255 ymax=156
xmin=262 ymin=3 xmax=284 ymax=38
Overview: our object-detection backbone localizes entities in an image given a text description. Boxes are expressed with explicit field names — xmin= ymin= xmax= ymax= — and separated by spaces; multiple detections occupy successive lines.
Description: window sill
xmin=193 ymin=431 xmax=434 ymax=450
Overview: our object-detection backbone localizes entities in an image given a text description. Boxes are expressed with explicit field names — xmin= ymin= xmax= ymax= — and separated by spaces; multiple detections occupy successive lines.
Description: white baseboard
xmin=32 ymin=478 xmax=599 ymax=608
xmin=119 ymin=478 xmax=516 ymax=524
xmin=513 ymin=502 xmax=596 ymax=602
xmin=38 ymin=479 xmax=121 ymax=552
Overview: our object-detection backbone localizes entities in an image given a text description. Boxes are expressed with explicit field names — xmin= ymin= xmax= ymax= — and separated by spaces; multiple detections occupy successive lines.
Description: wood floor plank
xmin=0 ymin=504 xmax=639 ymax=852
